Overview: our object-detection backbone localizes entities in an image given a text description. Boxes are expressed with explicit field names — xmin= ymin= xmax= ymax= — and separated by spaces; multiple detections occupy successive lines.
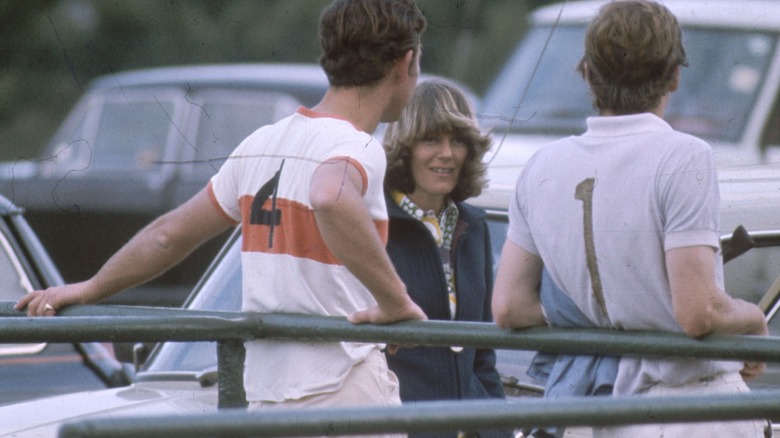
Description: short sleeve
xmin=208 ymin=144 xmax=244 ymax=223
xmin=507 ymin=165 xmax=540 ymax=256
xmin=660 ymin=142 xmax=720 ymax=251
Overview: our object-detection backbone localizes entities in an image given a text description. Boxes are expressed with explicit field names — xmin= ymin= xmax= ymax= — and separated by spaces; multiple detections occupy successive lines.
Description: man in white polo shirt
xmin=491 ymin=1 xmax=768 ymax=437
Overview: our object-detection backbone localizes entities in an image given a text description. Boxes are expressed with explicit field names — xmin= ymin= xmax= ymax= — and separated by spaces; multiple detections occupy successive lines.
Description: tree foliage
xmin=0 ymin=0 xmax=557 ymax=160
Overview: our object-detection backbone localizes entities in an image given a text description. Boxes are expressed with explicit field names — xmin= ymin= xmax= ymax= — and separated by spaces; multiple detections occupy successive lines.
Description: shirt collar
xmin=584 ymin=113 xmax=673 ymax=138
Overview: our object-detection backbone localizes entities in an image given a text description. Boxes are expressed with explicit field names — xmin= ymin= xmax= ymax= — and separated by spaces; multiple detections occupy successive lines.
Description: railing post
xmin=217 ymin=339 xmax=247 ymax=409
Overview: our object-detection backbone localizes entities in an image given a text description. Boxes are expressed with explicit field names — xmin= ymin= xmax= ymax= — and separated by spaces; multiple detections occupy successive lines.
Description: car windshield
xmin=141 ymin=217 xmax=510 ymax=376
xmin=481 ymin=25 xmax=777 ymax=144
xmin=143 ymin=232 xmax=242 ymax=374
xmin=40 ymin=90 xmax=177 ymax=176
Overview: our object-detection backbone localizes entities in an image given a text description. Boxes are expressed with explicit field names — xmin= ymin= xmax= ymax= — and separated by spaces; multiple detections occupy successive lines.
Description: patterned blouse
xmin=391 ymin=190 xmax=459 ymax=319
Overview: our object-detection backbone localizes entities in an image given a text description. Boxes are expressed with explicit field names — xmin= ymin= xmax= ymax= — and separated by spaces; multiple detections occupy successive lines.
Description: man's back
xmin=208 ymin=108 xmax=390 ymax=402
xmin=511 ymin=112 xmax=740 ymax=395
xmin=514 ymin=113 xmax=717 ymax=330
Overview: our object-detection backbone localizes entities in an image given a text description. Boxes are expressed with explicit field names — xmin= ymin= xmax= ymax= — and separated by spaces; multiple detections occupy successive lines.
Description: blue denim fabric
xmin=526 ymin=268 xmax=619 ymax=438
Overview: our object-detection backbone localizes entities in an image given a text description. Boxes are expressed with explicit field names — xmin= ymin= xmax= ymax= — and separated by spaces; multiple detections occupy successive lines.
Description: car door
xmin=0 ymin=201 xmax=127 ymax=404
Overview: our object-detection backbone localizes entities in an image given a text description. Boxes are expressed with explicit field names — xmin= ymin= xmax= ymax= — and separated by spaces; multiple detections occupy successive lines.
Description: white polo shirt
xmin=508 ymin=113 xmax=740 ymax=395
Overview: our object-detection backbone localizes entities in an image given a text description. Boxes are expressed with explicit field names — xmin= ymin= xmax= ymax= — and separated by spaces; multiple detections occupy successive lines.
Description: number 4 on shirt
xmin=250 ymin=160 xmax=285 ymax=248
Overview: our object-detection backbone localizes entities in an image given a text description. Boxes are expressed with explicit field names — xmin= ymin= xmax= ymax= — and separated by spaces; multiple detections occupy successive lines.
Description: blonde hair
xmin=383 ymin=79 xmax=491 ymax=202
xmin=578 ymin=0 xmax=687 ymax=114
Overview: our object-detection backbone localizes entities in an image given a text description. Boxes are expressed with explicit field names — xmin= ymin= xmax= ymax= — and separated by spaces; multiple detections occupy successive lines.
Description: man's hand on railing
xmin=14 ymin=281 xmax=92 ymax=317
xmin=348 ymin=296 xmax=427 ymax=354
xmin=347 ymin=299 xmax=427 ymax=326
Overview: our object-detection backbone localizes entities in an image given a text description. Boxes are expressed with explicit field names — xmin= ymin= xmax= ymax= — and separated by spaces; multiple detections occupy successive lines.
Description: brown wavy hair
xmin=319 ymin=0 xmax=426 ymax=87
xmin=383 ymin=79 xmax=491 ymax=202
xmin=577 ymin=0 xmax=687 ymax=114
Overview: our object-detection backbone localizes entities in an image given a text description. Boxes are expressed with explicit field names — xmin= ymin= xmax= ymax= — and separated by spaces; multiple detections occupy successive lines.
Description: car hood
xmin=473 ymin=133 xmax=555 ymax=212
xmin=474 ymin=131 xmax=780 ymax=233
xmin=0 ymin=381 xmax=218 ymax=437
xmin=481 ymin=131 xmax=757 ymax=191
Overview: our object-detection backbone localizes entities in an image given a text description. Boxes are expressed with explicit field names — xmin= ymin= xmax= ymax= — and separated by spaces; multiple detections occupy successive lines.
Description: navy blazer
xmin=384 ymin=192 xmax=509 ymax=438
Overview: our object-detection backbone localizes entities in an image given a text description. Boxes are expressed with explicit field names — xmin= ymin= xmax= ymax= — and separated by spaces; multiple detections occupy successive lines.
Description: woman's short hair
xmin=319 ymin=0 xmax=426 ymax=87
xmin=577 ymin=0 xmax=687 ymax=114
xmin=383 ymin=79 xmax=491 ymax=202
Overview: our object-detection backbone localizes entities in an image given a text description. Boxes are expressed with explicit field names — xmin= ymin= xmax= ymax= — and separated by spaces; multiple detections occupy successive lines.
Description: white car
xmin=482 ymin=0 xmax=780 ymax=169
xmin=2 ymin=201 xmax=780 ymax=437
xmin=478 ymin=0 xmax=780 ymax=305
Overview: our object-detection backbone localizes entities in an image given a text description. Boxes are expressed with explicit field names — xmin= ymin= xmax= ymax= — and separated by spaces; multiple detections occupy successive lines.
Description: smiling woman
xmin=406 ymin=133 xmax=468 ymax=213
xmin=381 ymin=79 xmax=509 ymax=438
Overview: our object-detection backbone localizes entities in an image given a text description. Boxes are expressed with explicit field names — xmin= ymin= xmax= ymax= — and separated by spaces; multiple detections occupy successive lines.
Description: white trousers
xmin=594 ymin=371 xmax=767 ymax=438
xmin=248 ymin=348 xmax=404 ymax=438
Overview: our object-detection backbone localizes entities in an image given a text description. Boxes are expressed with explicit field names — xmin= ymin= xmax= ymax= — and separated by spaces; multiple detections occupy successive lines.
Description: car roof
xmin=88 ymin=63 xmax=329 ymax=90
xmin=85 ymin=63 xmax=480 ymax=109
xmin=83 ymin=63 xmax=330 ymax=111
xmin=532 ymin=0 xmax=780 ymax=31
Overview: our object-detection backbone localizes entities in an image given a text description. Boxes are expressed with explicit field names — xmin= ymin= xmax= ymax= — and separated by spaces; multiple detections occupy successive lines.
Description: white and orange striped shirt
xmin=208 ymin=107 xmax=388 ymax=402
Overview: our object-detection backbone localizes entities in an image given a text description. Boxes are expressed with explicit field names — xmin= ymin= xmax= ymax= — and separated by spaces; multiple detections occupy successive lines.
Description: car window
xmin=190 ymin=89 xmax=300 ymax=173
xmin=143 ymin=232 xmax=242 ymax=374
xmin=0 ymin=229 xmax=32 ymax=302
xmin=142 ymin=212 xmax=780 ymax=384
xmin=481 ymin=25 xmax=777 ymax=144
xmin=0 ymin=223 xmax=45 ymax=356
xmin=40 ymin=89 xmax=178 ymax=175
xmin=667 ymin=30 xmax=775 ymax=142
xmin=480 ymin=25 xmax=591 ymax=136
xmin=92 ymin=99 xmax=175 ymax=169
xmin=147 ymin=217 xmax=506 ymax=375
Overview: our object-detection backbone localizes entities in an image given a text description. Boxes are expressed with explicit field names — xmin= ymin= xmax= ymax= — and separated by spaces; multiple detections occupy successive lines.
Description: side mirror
xmin=113 ymin=341 xmax=153 ymax=371
xmin=133 ymin=342 xmax=153 ymax=372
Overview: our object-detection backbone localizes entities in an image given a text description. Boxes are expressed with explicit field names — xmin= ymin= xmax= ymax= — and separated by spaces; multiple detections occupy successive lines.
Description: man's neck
xmin=599 ymin=93 xmax=670 ymax=118
xmin=312 ymin=85 xmax=387 ymax=133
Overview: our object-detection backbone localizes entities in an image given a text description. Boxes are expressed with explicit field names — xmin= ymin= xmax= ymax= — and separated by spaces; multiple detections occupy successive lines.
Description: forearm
xmin=314 ymin=192 xmax=412 ymax=312
xmin=310 ymin=160 xmax=417 ymax=316
xmin=16 ymin=188 xmax=233 ymax=315
xmin=83 ymin=215 xmax=201 ymax=302
xmin=709 ymin=293 xmax=768 ymax=337
xmin=492 ymin=240 xmax=546 ymax=329
xmin=668 ymin=245 xmax=768 ymax=338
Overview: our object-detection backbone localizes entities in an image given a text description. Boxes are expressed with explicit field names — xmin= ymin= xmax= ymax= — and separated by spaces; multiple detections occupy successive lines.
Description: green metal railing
xmin=2 ymin=301 xmax=779 ymax=436
xmin=57 ymin=393 xmax=780 ymax=438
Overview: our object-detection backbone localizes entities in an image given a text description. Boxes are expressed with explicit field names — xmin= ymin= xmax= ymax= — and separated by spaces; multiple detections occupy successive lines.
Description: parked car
xmin=481 ymin=0 xmax=780 ymax=170
xmin=479 ymin=0 xmax=780 ymax=305
xmin=0 ymin=65 xmax=478 ymax=309
xmin=2 ymin=181 xmax=780 ymax=435
xmin=0 ymin=194 xmax=129 ymax=406
xmin=0 ymin=63 xmax=328 ymax=306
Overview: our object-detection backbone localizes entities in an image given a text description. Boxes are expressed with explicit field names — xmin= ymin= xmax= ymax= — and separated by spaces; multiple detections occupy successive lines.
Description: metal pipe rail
xmin=3 ymin=301 xmax=780 ymax=435
xmin=3 ymin=300 xmax=780 ymax=411
xmin=2 ymin=301 xmax=779 ymax=362
xmin=58 ymin=392 xmax=780 ymax=438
